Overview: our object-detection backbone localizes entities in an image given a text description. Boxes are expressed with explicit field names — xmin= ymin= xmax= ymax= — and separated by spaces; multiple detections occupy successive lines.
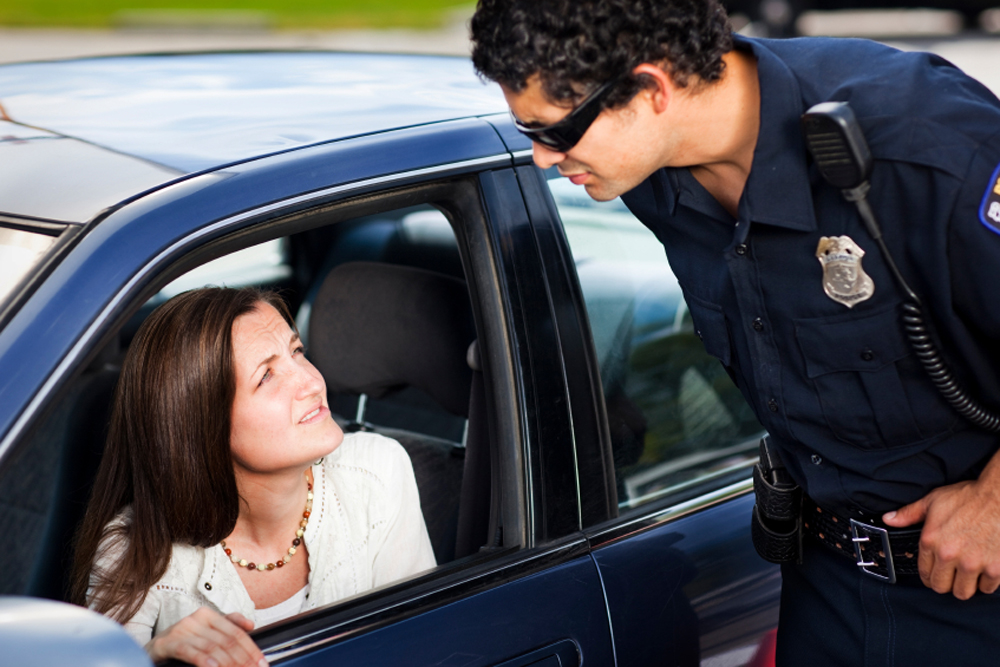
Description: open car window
xmin=546 ymin=174 xmax=765 ymax=514
xmin=0 ymin=187 xmax=508 ymax=630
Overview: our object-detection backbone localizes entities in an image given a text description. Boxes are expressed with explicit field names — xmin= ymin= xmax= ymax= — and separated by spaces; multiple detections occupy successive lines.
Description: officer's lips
xmin=563 ymin=172 xmax=589 ymax=185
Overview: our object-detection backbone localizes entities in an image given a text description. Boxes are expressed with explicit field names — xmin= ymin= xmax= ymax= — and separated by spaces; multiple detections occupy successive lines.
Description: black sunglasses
xmin=510 ymin=79 xmax=619 ymax=153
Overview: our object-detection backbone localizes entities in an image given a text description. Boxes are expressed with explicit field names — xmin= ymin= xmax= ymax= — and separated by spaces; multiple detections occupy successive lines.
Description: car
xmin=0 ymin=51 xmax=779 ymax=666
xmin=723 ymin=0 xmax=998 ymax=36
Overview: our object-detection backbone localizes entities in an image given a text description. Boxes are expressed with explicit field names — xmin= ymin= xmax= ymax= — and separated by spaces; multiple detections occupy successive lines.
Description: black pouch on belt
xmin=751 ymin=437 xmax=803 ymax=564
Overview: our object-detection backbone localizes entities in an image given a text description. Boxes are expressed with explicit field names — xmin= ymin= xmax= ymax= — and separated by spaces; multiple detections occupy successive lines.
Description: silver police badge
xmin=815 ymin=235 xmax=874 ymax=308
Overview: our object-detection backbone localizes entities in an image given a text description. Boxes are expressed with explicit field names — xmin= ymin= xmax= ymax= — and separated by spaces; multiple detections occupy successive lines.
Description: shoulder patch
xmin=980 ymin=161 xmax=1000 ymax=235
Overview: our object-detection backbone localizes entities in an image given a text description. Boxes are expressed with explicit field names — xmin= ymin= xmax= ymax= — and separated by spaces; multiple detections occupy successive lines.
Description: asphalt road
xmin=0 ymin=24 xmax=473 ymax=62
xmin=1 ymin=15 xmax=998 ymax=98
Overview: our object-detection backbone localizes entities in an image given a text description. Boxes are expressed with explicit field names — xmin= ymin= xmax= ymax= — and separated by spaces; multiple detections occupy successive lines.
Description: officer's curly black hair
xmin=471 ymin=0 xmax=733 ymax=108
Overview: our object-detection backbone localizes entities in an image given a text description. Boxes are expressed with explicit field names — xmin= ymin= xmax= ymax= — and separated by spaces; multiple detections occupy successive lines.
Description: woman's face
xmin=229 ymin=302 xmax=344 ymax=475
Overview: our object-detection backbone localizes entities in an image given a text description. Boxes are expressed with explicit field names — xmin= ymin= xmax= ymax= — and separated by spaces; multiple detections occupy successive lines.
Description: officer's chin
xmin=583 ymin=180 xmax=621 ymax=202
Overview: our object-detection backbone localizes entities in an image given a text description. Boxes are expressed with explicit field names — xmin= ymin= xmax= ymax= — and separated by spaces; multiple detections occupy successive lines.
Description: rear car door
xmin=507 ymin=150 xmax=781 ymax=666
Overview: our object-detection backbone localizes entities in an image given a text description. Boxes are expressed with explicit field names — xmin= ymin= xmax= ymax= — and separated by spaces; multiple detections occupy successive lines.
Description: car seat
xmin=307 ymin=261 xmax=490 ymax=563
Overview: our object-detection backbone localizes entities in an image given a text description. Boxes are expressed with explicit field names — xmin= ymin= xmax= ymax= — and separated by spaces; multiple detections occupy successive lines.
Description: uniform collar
xmin=656 ymin=35 xmax=818 ymax=232
xmin=736 ymin=34 xmax=817 ymax=232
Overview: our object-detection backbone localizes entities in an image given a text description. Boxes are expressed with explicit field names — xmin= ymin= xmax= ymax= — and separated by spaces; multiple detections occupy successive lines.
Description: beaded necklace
xmin=221 ymin=476 xmax=314 ymax=572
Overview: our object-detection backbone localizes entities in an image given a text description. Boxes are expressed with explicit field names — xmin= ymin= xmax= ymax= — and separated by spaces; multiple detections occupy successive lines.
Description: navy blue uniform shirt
xmin=622 ymin=35 xmax=1000 ymax=516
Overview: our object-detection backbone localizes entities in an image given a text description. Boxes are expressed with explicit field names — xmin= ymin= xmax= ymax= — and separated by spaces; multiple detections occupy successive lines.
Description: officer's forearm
xmin=975 ymin=447 xmax=1000 ymax=490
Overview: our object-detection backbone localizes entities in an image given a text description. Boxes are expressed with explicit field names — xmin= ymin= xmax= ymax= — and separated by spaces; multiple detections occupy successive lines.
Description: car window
xmin=0 ymin=226 xmax=59 ymax=308
xmin=153 ymin=238 xmax=291 ymax=303
xmin=125 ymin=202 xmax=473 ymax=578
xmin=546 ymin=175 xmax=764 ymax=513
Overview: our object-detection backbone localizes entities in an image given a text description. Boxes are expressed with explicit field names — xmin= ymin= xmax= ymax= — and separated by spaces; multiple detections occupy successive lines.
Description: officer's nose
xmin=532 ymin=141 xmax=566 ymax=170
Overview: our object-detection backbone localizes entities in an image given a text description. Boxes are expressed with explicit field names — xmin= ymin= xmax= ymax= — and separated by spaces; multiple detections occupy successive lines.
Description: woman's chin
xmin=316 ymin=423 xmax=345 ymax=459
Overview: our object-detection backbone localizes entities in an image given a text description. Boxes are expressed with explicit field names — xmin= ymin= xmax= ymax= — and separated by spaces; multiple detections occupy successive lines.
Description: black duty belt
xmin=802 ymin=498 xmax=922 ymax=584
xmin=751 ymin=436 xmax=923 ymax=584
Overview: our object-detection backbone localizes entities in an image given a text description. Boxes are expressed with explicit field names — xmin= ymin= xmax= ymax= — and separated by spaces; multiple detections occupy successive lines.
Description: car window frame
xmin=516 ymin=161 xmax=761 ymax=532
xmin=140 ymin=175 xmax=589 ymax=660
xmin=0 ymin=215 xmax=80 ymax=332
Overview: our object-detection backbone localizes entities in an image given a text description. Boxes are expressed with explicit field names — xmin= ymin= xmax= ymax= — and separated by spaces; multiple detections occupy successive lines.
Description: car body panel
xmin=0 ymin=53 xmax=508 ymax=173
xmin=271 ymin=547 xmax=614 ymax=667
xmin=0 ymin=597 xmax=152 ymax=666
xmin=0 ymin=121 xmax=183 ymax=224
xmin=590 ymin=492 xmax=780 ymax=665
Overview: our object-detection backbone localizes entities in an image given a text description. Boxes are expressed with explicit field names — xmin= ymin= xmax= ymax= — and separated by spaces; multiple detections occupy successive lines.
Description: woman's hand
xmin=146 ymin=607 xmax=268 ymax=667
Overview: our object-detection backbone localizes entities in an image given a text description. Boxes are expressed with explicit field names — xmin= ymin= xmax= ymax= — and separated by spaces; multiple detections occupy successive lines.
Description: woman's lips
xmin=299 ymin=405 xmax=329 ymax=424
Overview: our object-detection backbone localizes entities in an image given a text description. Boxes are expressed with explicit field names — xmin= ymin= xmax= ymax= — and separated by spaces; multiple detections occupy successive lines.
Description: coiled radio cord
xmin=847 ymin=185 xmax=1000 ymax=433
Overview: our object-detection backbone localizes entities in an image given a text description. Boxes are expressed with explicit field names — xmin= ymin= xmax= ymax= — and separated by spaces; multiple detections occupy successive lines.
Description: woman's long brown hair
xmin=70 ymin=287 xmax=295 ymax=622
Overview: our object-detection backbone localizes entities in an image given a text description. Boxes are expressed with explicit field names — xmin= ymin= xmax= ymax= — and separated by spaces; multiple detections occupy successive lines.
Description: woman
xmin=71 ymin=287 xmax=436 ymax=667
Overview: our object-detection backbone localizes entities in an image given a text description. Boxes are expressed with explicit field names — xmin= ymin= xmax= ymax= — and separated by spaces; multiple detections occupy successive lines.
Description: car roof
xmin=0 ymin=51 xmax=509 ymax=223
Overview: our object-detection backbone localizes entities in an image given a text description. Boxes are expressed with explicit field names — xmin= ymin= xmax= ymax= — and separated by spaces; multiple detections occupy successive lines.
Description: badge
xmin=979 ymin=161 xmax=1000 ymax=236
xmin=815 ymin=235 xmax=874 ymax=308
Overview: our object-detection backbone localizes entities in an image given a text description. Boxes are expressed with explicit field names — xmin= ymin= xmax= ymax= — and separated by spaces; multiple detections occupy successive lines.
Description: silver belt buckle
xmin=850 ymin=519 xmax=896 ymax=584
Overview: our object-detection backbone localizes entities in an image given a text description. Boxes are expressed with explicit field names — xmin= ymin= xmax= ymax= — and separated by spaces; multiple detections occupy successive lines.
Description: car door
xmin=0 ymin=119 xmax=614 ymax=666
xmin=508 ymin=154 xmax=782 ymax=666
xmin=245 ymin=166 xmax=616 ymax=667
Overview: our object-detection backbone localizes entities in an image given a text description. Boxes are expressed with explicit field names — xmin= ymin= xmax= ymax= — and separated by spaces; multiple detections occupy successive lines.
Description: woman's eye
xmin=293 ymin=345 xmax=306 ymax=356
xmin=258 ymin=369 xmax=272 ymax=387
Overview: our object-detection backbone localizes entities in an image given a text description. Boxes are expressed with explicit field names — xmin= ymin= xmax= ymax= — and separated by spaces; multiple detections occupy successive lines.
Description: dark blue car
xmin=0 ymin=51 xmax=778 ymax=666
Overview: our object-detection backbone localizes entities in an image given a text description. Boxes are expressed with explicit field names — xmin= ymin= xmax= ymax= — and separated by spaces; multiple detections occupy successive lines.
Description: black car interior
xmin=0 ymin=203 xmax=492 ymax=603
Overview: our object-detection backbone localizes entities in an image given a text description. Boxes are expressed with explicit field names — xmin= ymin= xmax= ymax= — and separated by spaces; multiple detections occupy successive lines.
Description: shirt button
xmin=204 ymin=582 xmax=212 ymax=591
xmin=861 ymin=348 xmax=874 ymax=361
xmin=752 ymin=318 xmax=764 ymax=332
xmin=696 ymin=330 xmax=703 ymax=341
xmin=767 ymin=398 xmax=779 ymax=413
xmin=811 ymin=454 xmax=823 ymax=466
xmin=735 ymin=243 xmax=748 ymax=255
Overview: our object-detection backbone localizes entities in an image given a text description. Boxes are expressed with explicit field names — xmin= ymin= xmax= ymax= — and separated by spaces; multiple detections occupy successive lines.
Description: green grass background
xmin=0 ymin=1 xmax=473 ymax=29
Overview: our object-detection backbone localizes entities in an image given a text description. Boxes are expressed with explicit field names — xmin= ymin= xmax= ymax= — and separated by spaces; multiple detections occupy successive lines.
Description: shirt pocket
xmin=793 ymin=305 xmax=952 ymax=448
xmin=685 ymin=294 xmax=732 ymax=367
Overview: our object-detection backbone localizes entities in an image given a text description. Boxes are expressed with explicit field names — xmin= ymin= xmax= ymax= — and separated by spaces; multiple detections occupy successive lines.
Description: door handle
xmin=493 ymin=639 xmax=579 ymax=667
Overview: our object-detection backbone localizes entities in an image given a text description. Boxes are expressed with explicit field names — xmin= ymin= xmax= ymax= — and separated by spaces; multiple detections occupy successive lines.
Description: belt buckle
xmin=850 ymin=518 xmax=896 ymax=584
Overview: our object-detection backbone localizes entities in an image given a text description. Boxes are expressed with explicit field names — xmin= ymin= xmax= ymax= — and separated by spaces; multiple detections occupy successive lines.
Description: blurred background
xmin=0 ymin=1 xmax=998 ymax=91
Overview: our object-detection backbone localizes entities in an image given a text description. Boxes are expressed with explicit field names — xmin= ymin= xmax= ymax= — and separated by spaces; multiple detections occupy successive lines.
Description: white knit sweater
xmin=90 ymin=432 xmax=436 ymax=646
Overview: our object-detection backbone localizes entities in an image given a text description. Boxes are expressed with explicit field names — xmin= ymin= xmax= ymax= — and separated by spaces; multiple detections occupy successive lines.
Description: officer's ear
xmin=631 ymin=63 xmax=676 ymax=115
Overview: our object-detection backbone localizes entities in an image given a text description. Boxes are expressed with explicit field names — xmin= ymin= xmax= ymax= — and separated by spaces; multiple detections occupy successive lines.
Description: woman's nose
xmin=295 ymin=360 xmax=326 ymax=398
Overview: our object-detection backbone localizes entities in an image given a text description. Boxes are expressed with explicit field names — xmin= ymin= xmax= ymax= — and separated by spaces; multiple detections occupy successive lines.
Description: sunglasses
xmin=510 ymin=79 xmax=619 ymax=153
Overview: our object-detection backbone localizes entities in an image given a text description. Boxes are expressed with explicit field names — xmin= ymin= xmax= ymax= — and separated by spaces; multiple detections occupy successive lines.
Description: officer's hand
xmin=884 ymin=479 xmax=1000 ymax=600
xmin=146 ymin=607 xmax=268 ymax=667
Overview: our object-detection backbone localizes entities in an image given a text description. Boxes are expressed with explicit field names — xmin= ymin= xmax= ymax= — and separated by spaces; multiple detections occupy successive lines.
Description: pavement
xmin=0 ymin=10 xmax=998 ymax=96
xmin=0 ymin=24 xmax=473 ymax=63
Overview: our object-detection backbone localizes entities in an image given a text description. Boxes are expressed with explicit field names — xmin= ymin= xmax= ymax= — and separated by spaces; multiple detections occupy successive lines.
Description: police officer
xmin=470 ymin=0 xmax=1000 ymax=663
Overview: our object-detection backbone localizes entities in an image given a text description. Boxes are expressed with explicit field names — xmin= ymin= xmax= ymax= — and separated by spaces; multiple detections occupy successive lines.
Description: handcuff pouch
xmin=750 ymin=438 xmax=803 ymax=564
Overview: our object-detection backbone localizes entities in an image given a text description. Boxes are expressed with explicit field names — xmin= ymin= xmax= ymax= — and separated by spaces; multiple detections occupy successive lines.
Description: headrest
xmin=308 ymin=261 xmax=475 ymax=417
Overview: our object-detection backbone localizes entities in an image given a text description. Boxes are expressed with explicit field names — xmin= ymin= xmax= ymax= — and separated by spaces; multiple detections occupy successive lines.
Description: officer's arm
xmin=883 ymin=140 xmax=1000 ymax=600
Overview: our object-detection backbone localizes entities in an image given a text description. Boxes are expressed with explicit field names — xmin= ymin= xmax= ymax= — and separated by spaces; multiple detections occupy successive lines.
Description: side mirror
xmin=0 ymin=596 xmax=152 ymax=666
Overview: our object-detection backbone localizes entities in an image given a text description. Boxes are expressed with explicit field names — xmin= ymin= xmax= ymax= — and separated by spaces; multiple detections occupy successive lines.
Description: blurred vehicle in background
xmin=723 ymin=0 xmax=999 ymax=36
